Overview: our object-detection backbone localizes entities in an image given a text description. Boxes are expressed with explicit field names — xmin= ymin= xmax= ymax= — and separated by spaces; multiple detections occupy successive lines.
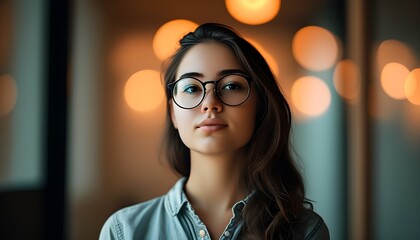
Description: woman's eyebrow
xmin=217 ymin=69 xmax=247 ymax=76
xmin=178 ymin=69 xmax=247 ymax=79
xmin=178 ymin=72 xmax=204 ymax=79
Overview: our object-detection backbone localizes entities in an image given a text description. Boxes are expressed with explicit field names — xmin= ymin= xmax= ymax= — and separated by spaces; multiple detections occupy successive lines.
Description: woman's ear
xmin=169 ymin=100 xmax=178 ymax=129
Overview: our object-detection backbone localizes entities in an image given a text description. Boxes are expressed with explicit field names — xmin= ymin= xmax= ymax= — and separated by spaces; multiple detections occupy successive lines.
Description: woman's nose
xmin=200 ymin=87 xmax=223 ymax=112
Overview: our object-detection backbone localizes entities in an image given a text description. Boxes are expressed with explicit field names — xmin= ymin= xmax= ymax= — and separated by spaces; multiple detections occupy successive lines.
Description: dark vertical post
xmin=43 ymin=0 xmax=70 ymax=239
xmin=334 ymin=1 xmax=349 ymax=239
xmin=346 ymin=0 xmax=373 ymax=239
xmin=361 ymin=0 xmax=373 ymax=239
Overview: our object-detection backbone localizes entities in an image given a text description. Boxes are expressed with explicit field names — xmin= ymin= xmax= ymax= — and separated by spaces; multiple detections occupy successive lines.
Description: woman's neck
xmin=185 ymin=151 xmax=247 ymax=239
xmin=185 ymin=151 xmax=247 ymax=211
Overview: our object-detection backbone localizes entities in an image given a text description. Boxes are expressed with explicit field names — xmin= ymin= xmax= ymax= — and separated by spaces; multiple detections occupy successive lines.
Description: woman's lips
xmin=197 ymin=118 xmax=228 ymax=133
xmin=198 ymin=124 xmax=227 ymax=133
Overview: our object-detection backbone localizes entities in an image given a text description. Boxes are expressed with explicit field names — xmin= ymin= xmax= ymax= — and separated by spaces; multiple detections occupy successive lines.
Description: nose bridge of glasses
xmin=202 ymin=81 xmax=218 ymax=92
xmin=201 ymin=81 xmax=221 ymax=105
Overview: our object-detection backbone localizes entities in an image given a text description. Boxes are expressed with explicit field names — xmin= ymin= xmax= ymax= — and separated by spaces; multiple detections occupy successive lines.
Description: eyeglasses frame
xmin=167 ymin=73 xmax=253 ymax=109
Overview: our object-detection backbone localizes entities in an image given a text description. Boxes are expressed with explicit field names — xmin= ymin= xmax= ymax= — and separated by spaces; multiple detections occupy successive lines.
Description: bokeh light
xmin=152 ymin=19 xmax=198 ymax=61
xmin=333 ymin=59 xmax=360 ymax=103
xmin=376 ymin=39 xmax=416 ymax=70
xmin=292 ymin=26 xmax=339 ymax=71
xmin=0 ymin=74 xmax=17 ymax=117
xmin=225 ymin=0 xmax=281 ymax=25
xmin=291 ymin=76 xmax=331 ymax=117
xmin=381 ymin=62 xmax=410 ymax=100
xmin=405 ymin=68 xmax=420 ymax=105
xmin=246 ymin=38 xmax=279 ymax=77
xmin=124 ymin=70 xmax=165 ymax=112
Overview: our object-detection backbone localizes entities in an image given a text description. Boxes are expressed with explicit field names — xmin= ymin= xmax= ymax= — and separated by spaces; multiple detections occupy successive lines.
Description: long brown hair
xmin=162 ymin=23 xmax=309 ymax=239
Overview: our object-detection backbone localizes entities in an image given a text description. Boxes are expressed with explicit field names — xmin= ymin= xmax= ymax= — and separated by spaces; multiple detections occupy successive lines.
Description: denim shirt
xmin=99 ymin=178 xmax=330 ymax=240
xmin=99 ymin=178 xmax=248 ymax=240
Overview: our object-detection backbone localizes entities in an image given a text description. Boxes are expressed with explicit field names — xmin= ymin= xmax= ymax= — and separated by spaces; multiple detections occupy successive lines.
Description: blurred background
xmin=0 ymin=0 xmax=419 ymax=239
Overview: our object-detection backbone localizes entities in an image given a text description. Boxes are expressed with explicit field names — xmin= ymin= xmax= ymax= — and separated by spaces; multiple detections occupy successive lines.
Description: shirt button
xmin=199 ymin=229 xmax=206 ymax=238
xmin=224 ymin=231 xmax=231 ymax=237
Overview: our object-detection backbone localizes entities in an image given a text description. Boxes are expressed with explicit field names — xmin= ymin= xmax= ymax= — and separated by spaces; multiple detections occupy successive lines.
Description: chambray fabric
xmin=99 ymin=178 xmax=247 ymax=240
xmin=99 ymin=178 xmax=330 ymax=240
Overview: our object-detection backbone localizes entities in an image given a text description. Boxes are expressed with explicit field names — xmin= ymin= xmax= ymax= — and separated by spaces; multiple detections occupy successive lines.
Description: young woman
xmin=100 ymin=23 xmax=329 ymax=240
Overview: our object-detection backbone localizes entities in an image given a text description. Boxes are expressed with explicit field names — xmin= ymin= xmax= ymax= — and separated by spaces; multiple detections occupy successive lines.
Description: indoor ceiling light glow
xmin=376 ymin=39 xmax=416 ymax=70
xmin=381 ymin=62 xmax=410 ymax=100
xmin=291 ymin=76 xmax=331 ymax=117
xmin=333 ymin=59 xmax=360 ymax=103
xmin=292 ymin=26 xmax=339 ymax=71
xmin=405 ymin=68 xmax=420 ymax=105
xmin=0 ymin=74 xmax=17 ymax=117
xmin=225 ymin=0 xmax=281 ymax=25
xmin=124 ymin=70 xmax=165 ymax=112
xmin=153 ymin=19 xmax=198 ymax=61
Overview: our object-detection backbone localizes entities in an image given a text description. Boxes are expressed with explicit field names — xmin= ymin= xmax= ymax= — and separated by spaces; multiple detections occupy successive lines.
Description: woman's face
xmin=170 ymin=42 xmax=258 ymax=156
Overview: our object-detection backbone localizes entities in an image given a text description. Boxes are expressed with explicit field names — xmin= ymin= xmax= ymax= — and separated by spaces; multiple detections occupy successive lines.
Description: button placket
xmin=185 ymin=201 xmax=209 ymax=239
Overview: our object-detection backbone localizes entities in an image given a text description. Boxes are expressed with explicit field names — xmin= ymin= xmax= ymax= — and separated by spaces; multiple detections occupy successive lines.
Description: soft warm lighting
xmin=405 ymin=68 xmax=420 ymax=105
xmin=225 ymin=0 xmax=281 ymax=25
xmin=0 ymin=74 xmax=17 ymax=117
xmin=292 ymin=26 xmax=339 ymax=71
xmin=109 ymin=34 xmax=149 ymax=79
xmin=124 ymin=70 xmax=165 ymax=112
xmin=291 ymin=76 xmax=331 ymax=117
xmin=405 ymin=101 xmax=420 ymax=135
xmin=381 ymin=62 xmax=410 ymax=100
xmin=246 ymin=38 xmax=279 ymax=77
xmin=152 ymin=19 xmax=198 ymax=60
xmin=333 ymin=59 xmax=360 ymax=103
xmin=376 ymin=39 xmax=416 ymax=70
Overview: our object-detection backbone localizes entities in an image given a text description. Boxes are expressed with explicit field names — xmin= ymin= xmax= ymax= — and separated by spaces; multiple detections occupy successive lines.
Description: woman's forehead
xmin=175 ymin=42 xmax=242 ymax=79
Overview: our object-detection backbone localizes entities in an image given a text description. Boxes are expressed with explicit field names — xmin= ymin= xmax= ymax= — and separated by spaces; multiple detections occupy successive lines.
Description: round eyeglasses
xmin=167 ymin=73 xmax=252 ymax=109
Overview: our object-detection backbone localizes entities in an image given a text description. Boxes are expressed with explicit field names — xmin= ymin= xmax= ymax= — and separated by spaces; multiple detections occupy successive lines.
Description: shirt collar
xmin=164 ymin=177 xmax=254 ymax=217
xmin=164 ymin=177 xmax=189 ymax=217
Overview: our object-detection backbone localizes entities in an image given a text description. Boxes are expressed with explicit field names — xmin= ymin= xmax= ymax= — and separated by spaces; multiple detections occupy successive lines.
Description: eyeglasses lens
xmin=172 ymin=74 xmax=250 ymax=109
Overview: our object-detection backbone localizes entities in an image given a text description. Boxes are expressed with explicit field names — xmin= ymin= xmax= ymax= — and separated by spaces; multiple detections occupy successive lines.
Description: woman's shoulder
xmin=99 ymin=178 xmax=187 ymax=240
xmin=114 ymin=195 xmax=166 ymax=221
xmin=99 ymin=195 xmax=167 ymax=240
xmin=105 ymin=178 xmax=187 ymax=224
xmin=293 ymin=209 xmax=330 ymax=240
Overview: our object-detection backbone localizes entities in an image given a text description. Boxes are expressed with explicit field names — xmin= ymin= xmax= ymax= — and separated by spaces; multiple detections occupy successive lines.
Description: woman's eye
xmin=222 ymin=82 xmax=242 ymax=90
xmin=183 ymin=85 xmax=201 ymax=93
